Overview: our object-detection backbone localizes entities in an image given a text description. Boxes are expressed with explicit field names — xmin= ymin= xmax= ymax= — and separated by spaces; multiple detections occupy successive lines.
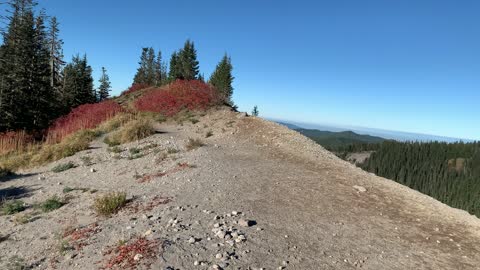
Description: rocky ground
xmin=1 ymin=107 xmax=479 ymax=270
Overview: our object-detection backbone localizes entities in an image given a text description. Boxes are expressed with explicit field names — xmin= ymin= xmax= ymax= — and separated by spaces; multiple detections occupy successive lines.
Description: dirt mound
xmin=1 ymin=108 xmax=479 ymax=269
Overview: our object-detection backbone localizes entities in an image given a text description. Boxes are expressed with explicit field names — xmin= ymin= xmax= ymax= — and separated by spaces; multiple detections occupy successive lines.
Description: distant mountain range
xmin=277 ymin=122 xmax=386 ymax=148
xmin=274 ymin=119 xmax=474 ymax=143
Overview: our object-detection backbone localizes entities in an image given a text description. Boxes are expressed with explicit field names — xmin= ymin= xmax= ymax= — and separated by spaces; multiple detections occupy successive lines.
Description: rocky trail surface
xmin=1 ymin=108 xmax=479 ymax=270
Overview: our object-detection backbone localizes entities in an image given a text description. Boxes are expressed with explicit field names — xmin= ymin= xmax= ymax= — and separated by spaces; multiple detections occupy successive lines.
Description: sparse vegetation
xmin=52 ymin=162 xmax=75 ymax=173
xmin=104 ymin=118 xmax=155 ymax=146
xmin=13 ymin=213 xmax=36 ymax=225
xmin=63 ymin=187 xmax=89 ymax=194
xmin=0 ymin=167 xmax=14 ymax=178
xmin=167 ymin=147 xmax=179 ymax=154
xmin=107 ymin=146 xmax=123 ymax=153
xmin=94 ymin=192 xmax=127 ymax=216
xmin=186 ymin=138 xmax=205 ymax=151
xmin=1 ymin=200 xmax=25 ymax=215
xmin=205 ymin=130 xmax=213 ymax=138
xmin=6 ymin=256 xmax=28 ymax=270
xmin=80 ymin=156 xmax=94 ymax=166
xmin=40 ymin=196 xmax=64 ymax=212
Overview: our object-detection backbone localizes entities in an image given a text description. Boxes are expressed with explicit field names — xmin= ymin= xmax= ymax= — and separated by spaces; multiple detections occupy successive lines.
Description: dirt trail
xmin=1 ymin=108 xmax=479 ymax=270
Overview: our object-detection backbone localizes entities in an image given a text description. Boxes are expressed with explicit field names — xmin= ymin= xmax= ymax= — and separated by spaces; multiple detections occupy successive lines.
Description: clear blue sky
xmin=37 ymin=0 xmax=480 ymax=140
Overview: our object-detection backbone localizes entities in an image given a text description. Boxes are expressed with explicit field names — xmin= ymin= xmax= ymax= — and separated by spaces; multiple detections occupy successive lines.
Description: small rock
xmin=194 ymin=260 xmax=199 ymax=266
xmin=216 ymin=253 xmax=223 ymax=259
xmin=216 ymin=231 xmax=226 ymax=239
xmin=238 ymin=219 xmax=256 ymax=227
xmin=353 ymin=185 xmax=367 ymax=192
xmin=143 ymin=229 xmax=153 ymax=236
xmin=90 ymin=168 xmax=96 ymax=173
xmin=188 ymin=237 xmax=196 ymax=244
xmin=133 ymin=254 xmax=143 ymax=261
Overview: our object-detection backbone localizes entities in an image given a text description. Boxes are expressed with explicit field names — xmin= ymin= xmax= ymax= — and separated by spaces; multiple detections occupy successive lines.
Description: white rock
xmin=188 ymin=237 xmax=196 ymax=244
xmin=353 ymin=185 xmax=367 ymax=192
xmin=133 ymin=254 xmax=143 ymax=261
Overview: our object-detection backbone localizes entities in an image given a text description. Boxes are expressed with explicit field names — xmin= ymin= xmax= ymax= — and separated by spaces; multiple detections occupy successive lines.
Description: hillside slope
xmin=1 ymin=108 xmax=479 ymax=270
xmin=294 ymin=128 xmax=386 ymax=149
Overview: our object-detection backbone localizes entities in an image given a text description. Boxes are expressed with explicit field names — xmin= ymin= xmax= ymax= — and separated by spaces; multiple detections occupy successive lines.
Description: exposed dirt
xmin=1 ymin=107 xmax=479 ymax=270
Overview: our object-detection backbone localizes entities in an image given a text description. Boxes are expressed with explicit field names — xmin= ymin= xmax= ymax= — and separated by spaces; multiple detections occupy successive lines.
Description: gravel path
xmin=1 ymin=108 xmax=479 ymax=270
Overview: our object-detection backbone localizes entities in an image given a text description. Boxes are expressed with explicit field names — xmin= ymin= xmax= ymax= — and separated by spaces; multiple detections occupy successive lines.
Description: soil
xmin=1 ymin=107 xmax=479 ymax=270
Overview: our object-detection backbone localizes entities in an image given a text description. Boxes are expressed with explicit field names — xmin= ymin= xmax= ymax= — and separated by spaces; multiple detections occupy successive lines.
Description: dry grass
xmin=94 ymin=192 xmax=127 ymax=216
xmin=104 ymin=118 xmax=155 ymax=146
xmin=186 ymin=138 xmax=205 ymax=151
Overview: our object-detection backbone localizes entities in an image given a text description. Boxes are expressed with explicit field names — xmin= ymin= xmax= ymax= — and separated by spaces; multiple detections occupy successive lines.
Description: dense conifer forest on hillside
xmin=330 ymin=140 xmax=480 ymax=217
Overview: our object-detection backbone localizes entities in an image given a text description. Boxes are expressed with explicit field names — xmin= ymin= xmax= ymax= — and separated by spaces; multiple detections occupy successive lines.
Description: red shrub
xmin=0 ymin=130 xmax=34 ymax=155
xmin=134 ymin=80 xmax=220 ymax=116
xmin=46 ymin=100 xmax=124 ymax=143
xmin=120 ymin=83 xmax=150 ymax=96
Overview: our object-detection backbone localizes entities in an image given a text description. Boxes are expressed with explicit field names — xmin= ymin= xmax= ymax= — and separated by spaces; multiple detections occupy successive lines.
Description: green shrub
xmin=41 ymin=196 xmax=64 ymax=212
xmin=1 ymin=200 xmax=25 ymax=215
xmin=93 ymin=192 xmax=127 ymax=216
xmin=52 ymin=162 xmax=75 ymax=173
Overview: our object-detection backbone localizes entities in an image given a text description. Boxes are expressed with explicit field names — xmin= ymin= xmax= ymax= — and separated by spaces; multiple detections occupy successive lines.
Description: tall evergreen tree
xmin=168 ymin=51 xmax=181 ymax=81
xmin=133 ymin=47 xmax=157 ymax=85
xmin=154 ymin=50 xmax=167 ymax=86
xmin=209 ymin=54 xmax=234 ymax=104
xmin=31 ymin=9 xmax=56 ymax=128
xmin=97 ymin=67 xmax=111 ymax=101
xmin=48 ymin=16 xmax=65 ymax=93
xmin=133 ymin=48 xmax=148 ymax=85
xmin=178 ymin=39 xmax=199 ymax=80
xmin=0 ymin=0 xmax=56 ymax=130
xmin=62 ymin=54 xmax=95 ymax=109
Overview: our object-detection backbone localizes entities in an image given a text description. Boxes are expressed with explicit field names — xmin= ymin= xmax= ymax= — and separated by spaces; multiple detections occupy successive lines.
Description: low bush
xmin=120 ymin=83 xmax=150 ymax=96
xmin=52 ymin=162 xmax=75 ymax=173
xmin=186 ymin=138 xmax=205 ymax=151
xmin=135 ymin=80 xmax=221 ymax=116
xmin=94 ymin=192 xmax=127 ymax=216
xmin=0 ymin=130 xmax=34 ymax=155
xmin=1 ymin=200 xmax=25 ymax=215
xmin=40 ymin=196 xmax=64 ymax=212
xmin=104 ymin=119 xmax=155 ymax=146
xmin=46 ymin=100 xmax=124 ymax=144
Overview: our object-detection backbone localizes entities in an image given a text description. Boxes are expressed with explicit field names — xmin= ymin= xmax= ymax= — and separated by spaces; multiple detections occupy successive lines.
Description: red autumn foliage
xmin=120 ymin=83 xmax=151 ymax=96
xmin=0 ymin=130 xmax=35 ymax=155
xmin=137 ymin=162 xmax=192 ymax=183
xmin=46 ymin=100 xmax=124 ymax=143
xmin=134 ymin=80 xmax=221 ymax=116
xmin=102 ymin=238 xmax=161 ymax=269
xmin=63 ymin=223 xmax=102 ymax=251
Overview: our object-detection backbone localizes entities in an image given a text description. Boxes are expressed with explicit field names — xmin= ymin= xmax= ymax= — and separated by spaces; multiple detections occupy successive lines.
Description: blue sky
xmin=36 ymin=0 xmax=480 ymax=140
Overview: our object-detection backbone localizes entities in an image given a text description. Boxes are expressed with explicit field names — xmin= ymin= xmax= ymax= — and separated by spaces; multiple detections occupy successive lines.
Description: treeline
xmin=132 ymin=41 xmax=234 ymax=105
xmin=0 ymin=0 xmax=112 ymax=133
xmin=357 ymin=140 xmax=480 ymax=216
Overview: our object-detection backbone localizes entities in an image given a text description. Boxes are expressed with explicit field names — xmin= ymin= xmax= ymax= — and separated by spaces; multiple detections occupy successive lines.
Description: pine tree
xmin=168 ymin=51 xmax=181 ymax=81
xmin=133 ymin=47 xmax=159 ymax=86
xmin=97 ymin=67 xmax=111 ymax=101
xmin=48 ymin=16 xmax=65 ymax=94
xmin=62 ymin=54 xmax=95 ymax=109
xmin=178 ymin=40 xmax=199 ymax=80
xmin=0 ymin=0 xmax=57 ymax=130
xmin=209 ymin=54 xmax=234 ymax=104
xmin=154 ymin=50 xmax=167 ymax=86
xmin=31 ymin=9 xmax=56 ymax=128
xmin=252 ymin=106 xmax=259 ymax=116
xmin=133 ymin=48 xmax=149 ymax=85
